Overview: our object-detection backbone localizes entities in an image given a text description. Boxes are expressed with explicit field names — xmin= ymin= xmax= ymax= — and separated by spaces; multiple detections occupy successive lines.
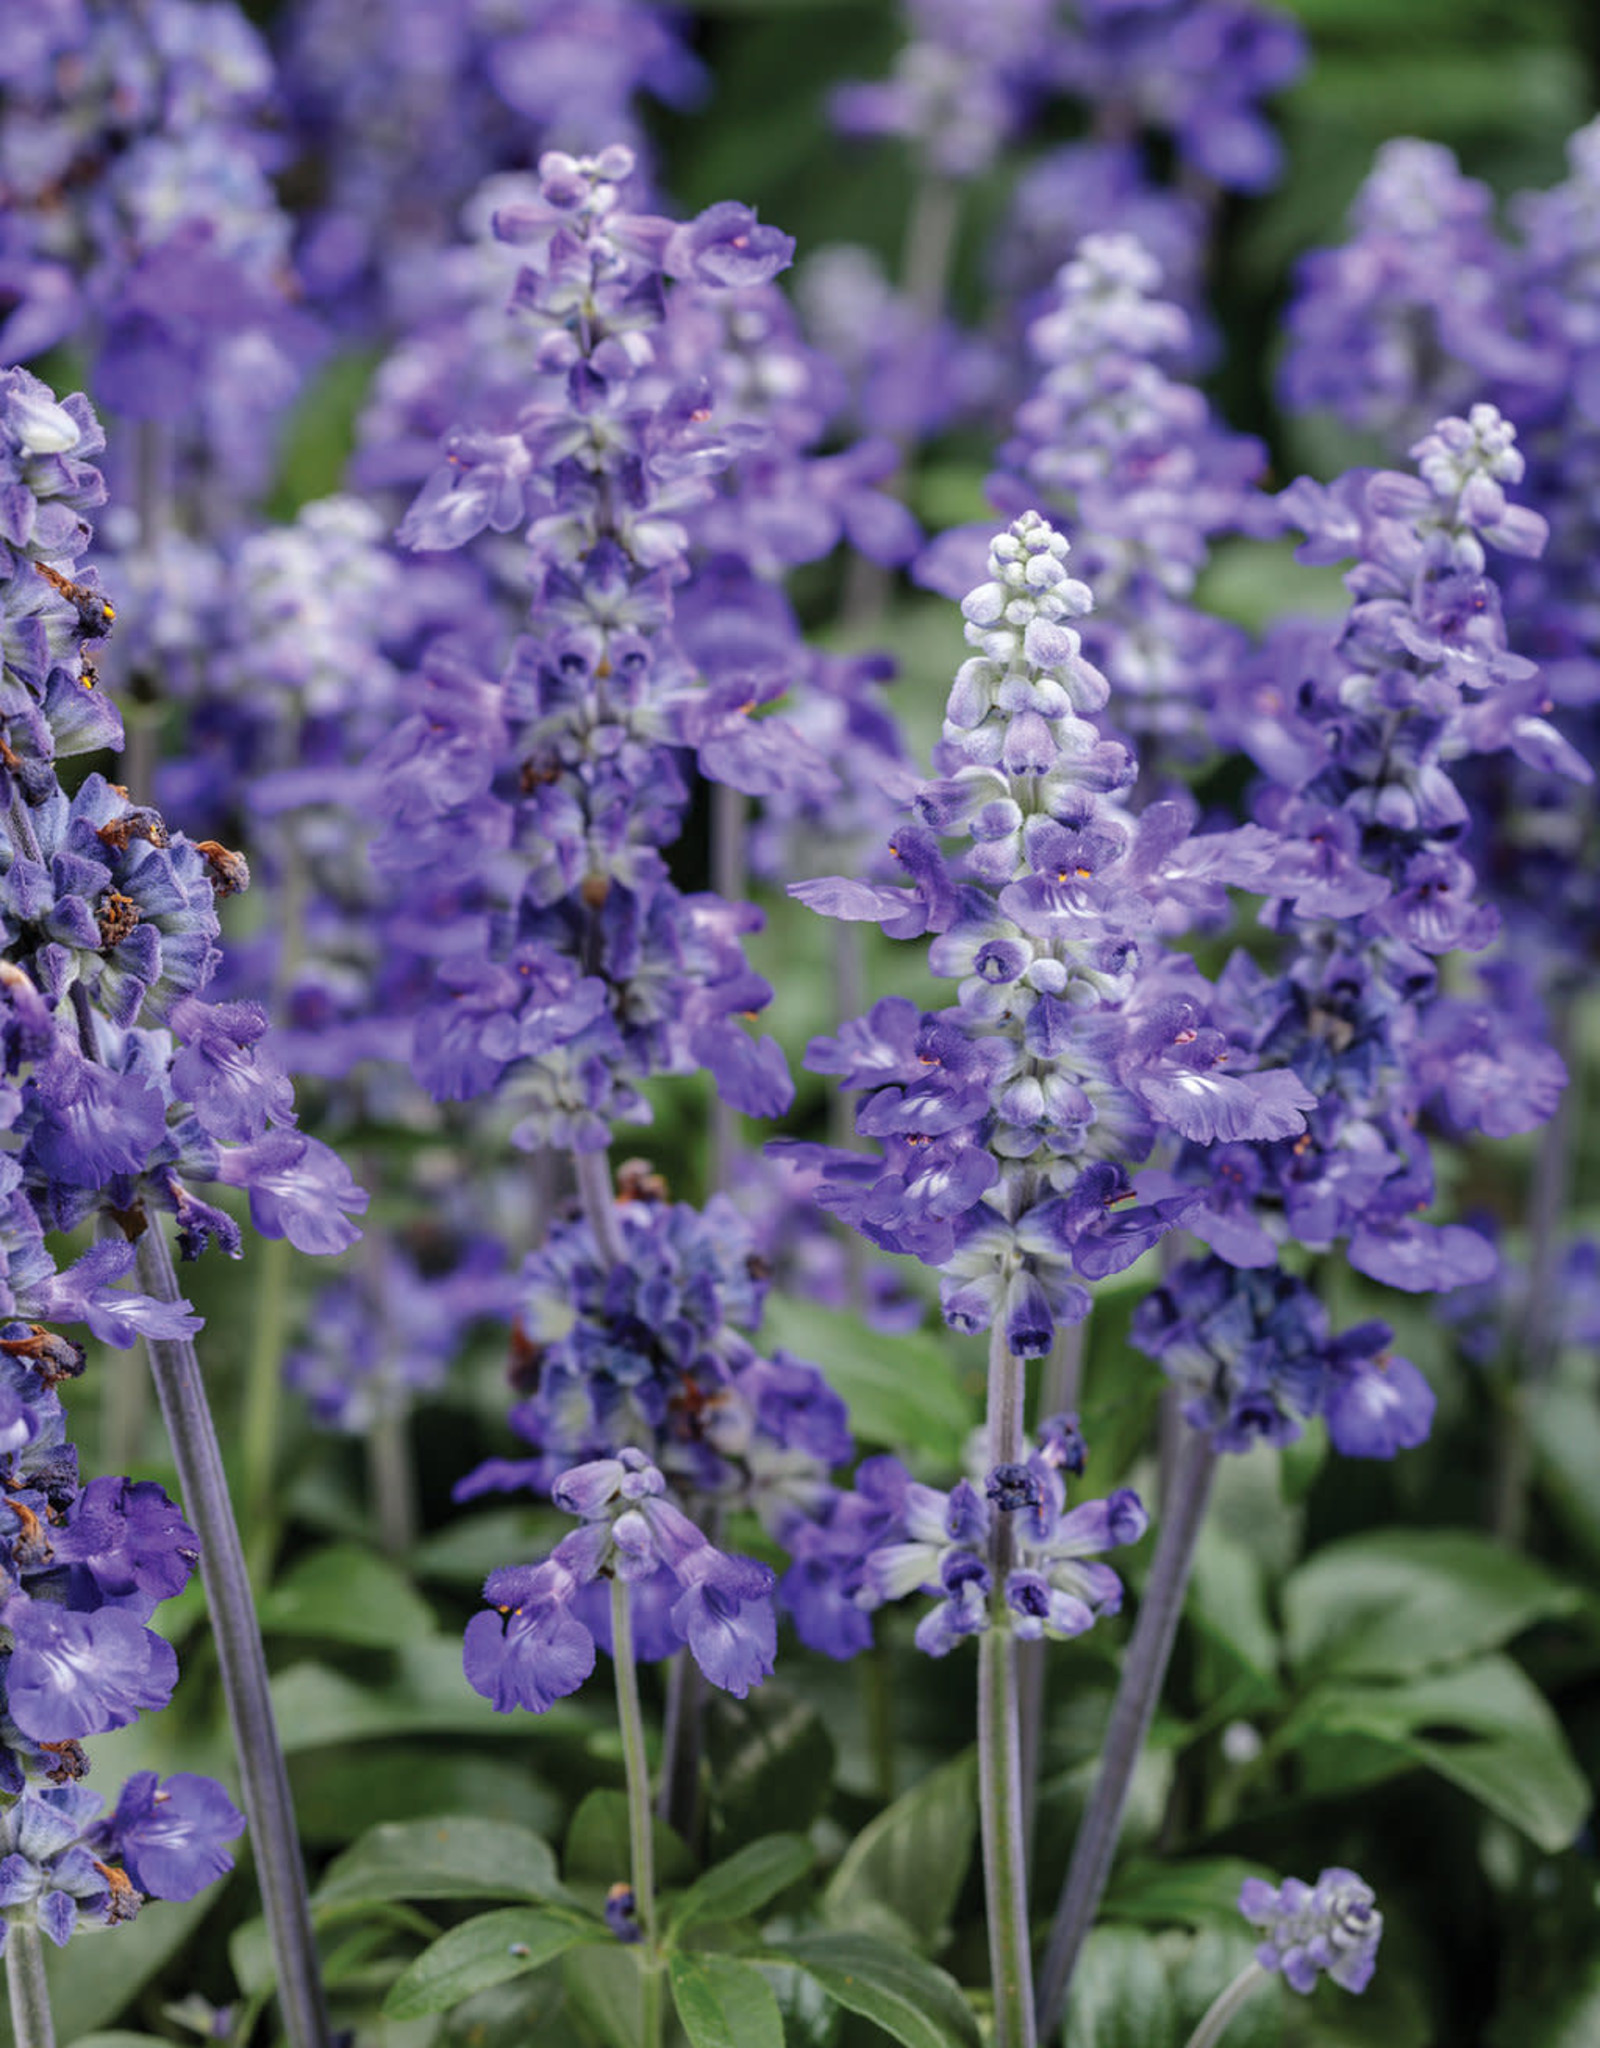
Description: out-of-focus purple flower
xmin=1238 ymin=1867 xmax=1383 ymax=1995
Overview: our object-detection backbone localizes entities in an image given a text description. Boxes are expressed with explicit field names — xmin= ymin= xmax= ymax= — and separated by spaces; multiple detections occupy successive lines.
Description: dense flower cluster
xmin=1137 ymin=407 xmax=1571 ymax=1453
xmin=457 ymin=1182 xmax=851 ymax=1585
xmin=464 ymin=1447 xmax=777 ymax=1712
xmin=787 ymin=511 xmax=1310 ymax=1355
xmin=1238 ymin=1866 xmax=1383 ymax=1995
xmin=0 ymin=0 xmax=306 ymax=493
xmin=372 ymin=147 xmax=814 ymax=1149
xmin=916 ymin=232 xmax=1271 ymax=767
xmin=280 ymin=0 xmax=704 ymax=325
xmin=1283 ymin=128 xmax=1600 ymax=998
xmin=0 ymin=359 xmax=370 ymax=1953
xmin=841 ymin=1417 xmax=1147 ymax=1658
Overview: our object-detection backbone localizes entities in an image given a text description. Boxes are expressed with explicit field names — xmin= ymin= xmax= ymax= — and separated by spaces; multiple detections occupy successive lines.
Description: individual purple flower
xmin=465 ymin=1449 xmax=778 ymax=1712
xmin=846 ymin=1427 xmax=1146 ymax=1656
xmin=97 ymin=1771 xmax=244 ymax=1902
xmin=1238 ymin=1867 xmax=1383 ymax=1996
xmin=4 ymin=1601 xmax=179 ymax=1742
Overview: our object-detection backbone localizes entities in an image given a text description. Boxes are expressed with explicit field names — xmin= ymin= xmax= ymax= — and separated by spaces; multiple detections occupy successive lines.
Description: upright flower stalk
xmin=788 ymin=509 xmax=1309 ymax=2023
xmin=0 ymin=365 xmax=363 ymax=2045
xmin=131 ymin=1221 xmax=331 ymax=2048
xmin=979 ymin=1322 xmax=1035 ymax=2048
xmin=1035 ymin=1427 xmax=1215 ymax=2030
xmin=1037 ymin=404 xmax=1572 ymax=2025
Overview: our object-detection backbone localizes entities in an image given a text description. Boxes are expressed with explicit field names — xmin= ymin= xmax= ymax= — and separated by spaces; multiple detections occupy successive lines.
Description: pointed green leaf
xmin=762 ymin=1295 xmax=975 ymax=1462
xmin=1284 ymin=1528 xmax=1578 ymax=1680
xmin=1104 ymin=1858 xmax=1271 ymax=1929
xmin=706 ymin=1686 xmax=837 ymax=1853
xmin=668 ymin=1834 xmax=814 ymax=1934
xmin=669 ymin=1954 xmax=785 ymax=2048
xmin=562 ymin=1942 xmax=645 ymax=2048
xmin=822 ymin=1752 xmax=976 ymax=1953
xmin=565 ymin=1789 xmax=694 ymax=1887
xmin=382 ymin=1908 xmax=602 ymax=2019
xmin=1063 ymin=1926 xmax=1177 ymax=2048
xmin=767 ymin=1932 xmax=981 ymax=2048
xmin=1292 ymin=1655 xmax=1588 ymax=1852
xmin=257 ymin=1543 xmax=436 ymax=1646
xmin=272 ymin=1637 xmax=583 ymax=1748
xmin=316 ymin=1817 xmax=566 ymax=1908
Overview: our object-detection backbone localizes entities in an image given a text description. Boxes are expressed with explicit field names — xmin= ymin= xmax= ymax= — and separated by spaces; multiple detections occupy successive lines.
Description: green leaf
xmin=1284 ymin=1528 xmax=1578 ymax=1681
xmin=383 ymin=1908 xmax=600 ymax=2019
xmin=1104 ymin=1858 xmax=1270 ymax=1929
xmin=669 ymin=1834 xmax=814 ymax=1934
xmin=439 ymin=1969 xmax=586 ymax=2048
xmin=1063 ymin=1925 xmax=1177 ymax=2048
xmin=1531 ymin=1386 xmax=1600 ymax=1572
xmin=271 ymin=1638 xmax=583 ymax=1749
xmin=316 ymin=1817 xmax=566 ymax=1908
xmin=822 ymin=1751 xmax=977 ymax=1952
xmin=408 ymin=1507 xmax=563 ymax=1587
xmin=257 ymin=1543 xmax=437 ymax=1646
xmin=11 ymin=1891 xmax=216 ymax=2044
xmin=767 ymin=1932 xmax=981 ymax=2048
xmin=290 ymin=1743 xmax=559 ymax=1845
xmin=562 ymin=1942 xmax=645 ymax=2048
xmin=706 ymin=1686 xmax=837 ymax=1853
xmin=1189 ymin=1523 xmax=1278 ymax=1683
xmin=565 ymin=1789 xmax=694 ymax=1888
xmin=1490 ymin=1954 xmax=1600 ymax=2048
xmin=762 ymin=1295 xmax=976 ymax=1463
xmin=1170 ymin=1930 xmax=1284 ymax=2048
xmin=669 ymin=1954 xmax=786 ymax=2048
xmin=1291 ymin=1654 xmax=1588 ymax=1852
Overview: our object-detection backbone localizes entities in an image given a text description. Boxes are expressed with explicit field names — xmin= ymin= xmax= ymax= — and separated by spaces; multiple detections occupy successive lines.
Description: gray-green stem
xmin=612 ymin=1575 xmax=662 ymax=2048
xmin=367 ymin=1397 xmax=418 ymax=1558
xmin=1182 ymin=1961 xmax=1269 ymax=2048
xmin=980 ymin=1320 xmax=1036 ymax=2048
xmin=5 ymin=1922 xmax=55 ymax=2048
xmin=1036 ymin=1427 xmax=1218 ymax=2037
xmin=1018 ymin=1317 xmax=1088 ymax=1872
xmin=132 ymin=1217 xmax=331 ymax=2048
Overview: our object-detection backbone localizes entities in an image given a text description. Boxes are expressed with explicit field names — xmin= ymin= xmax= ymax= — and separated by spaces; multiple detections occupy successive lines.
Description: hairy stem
xmin=1019 ymin=1318 xmax=1088 ymax=1871
xmin=1037 ymin=1427 xmax=1217 ymax=2037
xmin=653 ymin=1648 xmax=704 ymax=1843
xmin=133 ymin=1218 xmax=331 ymax=2048
xmin=367 ymin=1398 xmax=418 ymax=1558
xmin=612 ymin=1575 xmax=662 ymax=2048
xmin=980 ymin=1320 xmax=1036 ymax=2048
xmin=5 ymin=1923 xmax=55 ymax=2048
xmin=1182 ymin=1961 xmax=1270 ymax=2048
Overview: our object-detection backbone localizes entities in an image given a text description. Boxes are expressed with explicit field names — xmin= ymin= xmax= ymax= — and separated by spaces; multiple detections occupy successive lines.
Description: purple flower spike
xmin=466 ymin=1443 xmax=779 ymax=1708
xmin=787 ymin=512 xmax=1305 ymax=1358
xmin=1239 ymin=1866 xmax=1383 ymax=1996
xmin=839 ymin=1425 xmax=1146 ymax=1656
